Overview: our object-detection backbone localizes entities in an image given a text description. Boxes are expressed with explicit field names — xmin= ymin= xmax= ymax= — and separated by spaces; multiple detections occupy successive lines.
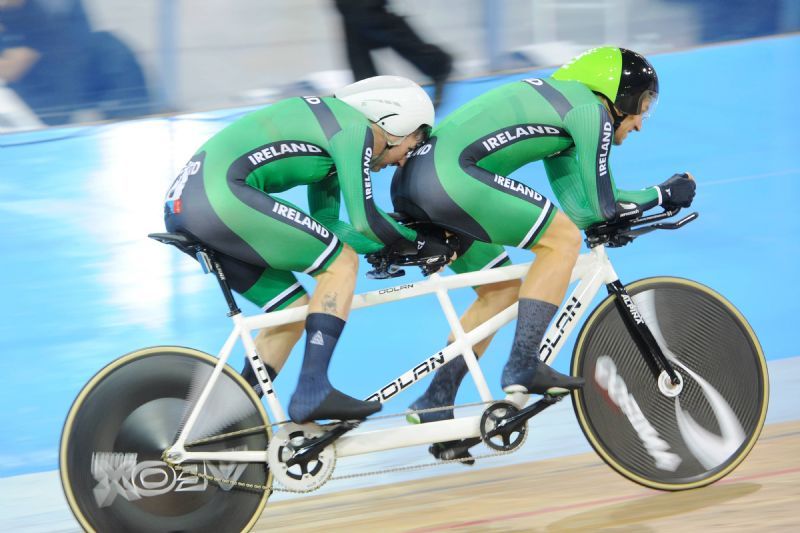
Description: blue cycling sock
xmin=288 ymin=313 xmax=345 ymax=422
xmin=501 ymin=299 xmax=557 ymax=388
xmin=412 ymin=353 xmax=468 ymax=421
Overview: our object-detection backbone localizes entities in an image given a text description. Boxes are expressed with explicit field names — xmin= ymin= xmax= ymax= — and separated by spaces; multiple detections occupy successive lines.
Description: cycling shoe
xmin=289 ymin=388 xmax=381 ymax=424
xmin=502 ymin=360 xmax=584 ymax=395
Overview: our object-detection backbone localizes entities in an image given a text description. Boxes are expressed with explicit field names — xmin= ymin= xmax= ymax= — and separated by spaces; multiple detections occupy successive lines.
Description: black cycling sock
xmin=501 ymin=299 xmax=557 ymax=387
xmin=288 ymin=313 xmax=345 ymax=422
xmin=414 ymin=353 xmax=468 ymax=420
xmin=241 ymin=359 xmax=277 ymax=385
xmin=241 ymin=360 xmax=277 ymax=397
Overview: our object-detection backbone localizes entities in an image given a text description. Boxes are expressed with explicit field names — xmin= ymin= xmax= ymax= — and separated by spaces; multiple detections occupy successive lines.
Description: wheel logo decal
xmin=672 ymin=360 xmax=746 ymax=469
xmin=91 ymin=450 xmax=248 ymax=507
xmin=633 ymin=290 xmax=746 ymax=470
xmin=595 ymin=356 xmax=682 ymax=471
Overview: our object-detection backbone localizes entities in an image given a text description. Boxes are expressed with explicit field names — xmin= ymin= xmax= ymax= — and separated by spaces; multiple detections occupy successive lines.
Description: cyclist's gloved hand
xmin=658 ymin=172 xmax=696 ymax=209
xmin=413 ymin=227 xmax=456 ymax=262
xmin=414 ymin=228 xmax=457 ymax=276
xmin=366 ymin=224 xmax=458 ymax=278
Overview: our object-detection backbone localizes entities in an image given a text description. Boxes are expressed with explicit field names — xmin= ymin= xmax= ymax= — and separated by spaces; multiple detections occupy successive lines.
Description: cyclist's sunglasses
xmin=386 ymin=126 xmax=431 ymax=149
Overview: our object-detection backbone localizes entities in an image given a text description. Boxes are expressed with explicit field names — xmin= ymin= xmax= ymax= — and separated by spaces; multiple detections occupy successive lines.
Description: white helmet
xmin=335 ymin=75 xmax=435 ymax=137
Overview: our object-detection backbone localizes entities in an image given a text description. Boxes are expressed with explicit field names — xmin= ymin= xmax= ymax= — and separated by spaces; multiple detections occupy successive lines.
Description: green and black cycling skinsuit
xmin=391 ymin=77 xmax=663 ymax=272
xmin=164 ymin=96 xmax=416 ymax=311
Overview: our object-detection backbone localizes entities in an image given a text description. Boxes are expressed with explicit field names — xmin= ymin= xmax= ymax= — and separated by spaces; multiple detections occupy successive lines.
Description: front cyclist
xmin=163 ymin=76 xmax=453 ymax=424
xmin=391 ymin=47 xmax=696 ymax=451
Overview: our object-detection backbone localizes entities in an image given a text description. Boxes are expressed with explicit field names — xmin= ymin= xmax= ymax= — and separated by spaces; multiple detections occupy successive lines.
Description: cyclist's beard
xmin=370 ymin=147 xmax=391 ymax=171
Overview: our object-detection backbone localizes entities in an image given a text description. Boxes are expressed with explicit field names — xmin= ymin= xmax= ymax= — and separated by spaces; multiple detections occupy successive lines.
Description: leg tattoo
xmin=322 ymin=292 xmax=338 ymax=314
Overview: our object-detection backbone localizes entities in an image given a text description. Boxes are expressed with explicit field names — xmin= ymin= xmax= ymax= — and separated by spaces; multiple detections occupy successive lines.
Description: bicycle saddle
xmin=148 ymin=232 xmax=204 ymax=256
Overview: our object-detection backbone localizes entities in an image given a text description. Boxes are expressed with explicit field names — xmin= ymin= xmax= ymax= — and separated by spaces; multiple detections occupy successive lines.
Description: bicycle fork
xmin=606 ymin=280 xmax=680 ymax=385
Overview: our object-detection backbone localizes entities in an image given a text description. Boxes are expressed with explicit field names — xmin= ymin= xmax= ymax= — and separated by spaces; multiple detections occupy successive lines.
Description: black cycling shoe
xmin=502 ymin=362 xmax=585 ymax=395
xmin=289 ymin=388 xmax=382 ymax=424
xmin=428 ymin=440 xmax=476 ymax=466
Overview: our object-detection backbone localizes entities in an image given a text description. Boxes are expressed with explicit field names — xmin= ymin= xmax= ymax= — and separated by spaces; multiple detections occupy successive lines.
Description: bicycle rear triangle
xmin=59 ymin=208 xmax=769 ymax=532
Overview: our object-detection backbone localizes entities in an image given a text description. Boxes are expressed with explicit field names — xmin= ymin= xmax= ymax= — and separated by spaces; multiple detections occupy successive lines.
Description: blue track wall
xmin=1 ymin=35 xmax=798 ymax=477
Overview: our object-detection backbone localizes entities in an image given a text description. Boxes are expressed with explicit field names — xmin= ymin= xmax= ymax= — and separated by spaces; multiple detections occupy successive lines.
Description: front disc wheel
xmin=571 ymin=277 xmax=768 ymax=491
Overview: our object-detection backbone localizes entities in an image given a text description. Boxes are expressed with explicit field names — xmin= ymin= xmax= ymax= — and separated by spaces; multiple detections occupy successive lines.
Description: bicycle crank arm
xmin=285 ymin=420 xmax=360 ymax=467
xmin=486 ymin=393 xmax=563 ymax=438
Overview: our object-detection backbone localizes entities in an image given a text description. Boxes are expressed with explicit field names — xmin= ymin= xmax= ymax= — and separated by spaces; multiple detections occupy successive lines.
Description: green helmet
xmin=552 ymin=47 xmax=659 ymax=116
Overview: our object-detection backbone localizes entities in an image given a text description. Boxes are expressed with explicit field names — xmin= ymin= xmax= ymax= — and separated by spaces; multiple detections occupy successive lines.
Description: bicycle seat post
xmin=196 ymin=246 xmax=241 ymax=317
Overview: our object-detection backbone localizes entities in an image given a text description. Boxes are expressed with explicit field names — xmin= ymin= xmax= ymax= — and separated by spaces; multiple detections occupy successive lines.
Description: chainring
xmin=480 ymin=401 xmax=528 ymax=452
xmin=267 ymin=423 xmax=336 ymax=492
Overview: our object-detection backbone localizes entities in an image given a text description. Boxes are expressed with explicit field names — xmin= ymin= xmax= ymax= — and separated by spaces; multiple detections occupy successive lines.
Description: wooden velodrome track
xmin=255 ymin=420 xmax=799 ymax=532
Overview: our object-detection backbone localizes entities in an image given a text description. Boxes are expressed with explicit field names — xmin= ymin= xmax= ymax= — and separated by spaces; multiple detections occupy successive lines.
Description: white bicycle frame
xmin=165 ymin=245 xmax=622 ymax=465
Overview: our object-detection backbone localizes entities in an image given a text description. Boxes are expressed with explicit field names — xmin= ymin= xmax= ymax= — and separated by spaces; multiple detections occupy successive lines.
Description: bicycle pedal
xmin=317 ymin=419 xmax=361 ymax=430
xmin=544 ymin=387 xmax=570 ymax=399
xmin=428 ymin=439 xmax=478 ymax=466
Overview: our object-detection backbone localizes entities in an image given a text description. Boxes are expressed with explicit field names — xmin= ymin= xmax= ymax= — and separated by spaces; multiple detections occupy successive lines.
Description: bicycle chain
xmin=162 ymin=400 xmax=523 ymax=494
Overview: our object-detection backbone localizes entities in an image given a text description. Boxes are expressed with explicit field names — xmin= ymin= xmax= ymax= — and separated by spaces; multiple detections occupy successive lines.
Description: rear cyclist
xmin=163 ymin=76 xmax=452 ymax=423
xmin=390 ymin=47 xmax=696 ymax=452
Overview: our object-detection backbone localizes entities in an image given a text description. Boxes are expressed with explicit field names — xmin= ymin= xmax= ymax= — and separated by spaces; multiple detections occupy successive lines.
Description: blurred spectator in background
xmin=0 ymin=0 xmax=151 ymax=126
xmin=668 ymin=0 xmax=790 ymax=43
xmin=333 ymin=0 xmax=452 ymax=107
xmin=0 ymin=0 xmax=85 ymax=124
xmin=85 ymin=27 xmax=152 ymax=120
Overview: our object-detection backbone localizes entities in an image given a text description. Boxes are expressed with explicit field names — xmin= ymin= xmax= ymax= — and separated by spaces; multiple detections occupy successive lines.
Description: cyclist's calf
xmin=255 ymin=295 xmax=310 ymax=374
xmin=448 ymin=280 xmax=521 ymax=348
xmin=251 ymin=245 xmax=360 ymax=379
xmin=309 ymin=244 xmax=359 ymax=320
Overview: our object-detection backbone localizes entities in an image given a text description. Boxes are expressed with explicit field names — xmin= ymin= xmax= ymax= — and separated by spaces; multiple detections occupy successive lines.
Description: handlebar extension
xmin=584 ymin=208 xmax=699 ymax=248
xmin=367 ymin=208 xmax=699 ymax=279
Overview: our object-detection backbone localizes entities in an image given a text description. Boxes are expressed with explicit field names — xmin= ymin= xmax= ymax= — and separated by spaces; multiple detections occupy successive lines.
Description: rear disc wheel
xmin=60 ymin=346 xmax=272 ymax=532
